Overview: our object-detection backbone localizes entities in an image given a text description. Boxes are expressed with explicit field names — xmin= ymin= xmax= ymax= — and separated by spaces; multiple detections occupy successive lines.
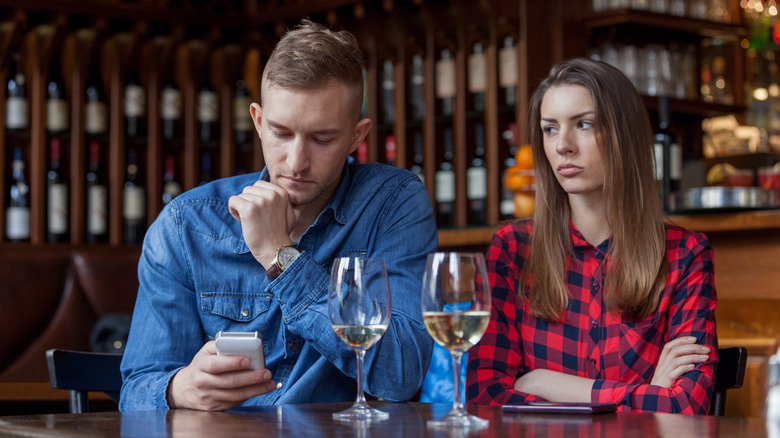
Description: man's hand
xmin=650 ymin=336 xmax=710 ymax=388
xmin=228 ymin=180 xmax=297 ymax=268
xmin=167 ymin=342 xmax=276 ymax=411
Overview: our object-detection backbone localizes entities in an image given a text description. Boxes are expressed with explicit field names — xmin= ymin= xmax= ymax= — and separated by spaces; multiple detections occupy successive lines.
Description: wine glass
xmin=421 ymin=252 xmax=491 ymax=428
xmin=329 ymin=256 xmax=392 ymax=421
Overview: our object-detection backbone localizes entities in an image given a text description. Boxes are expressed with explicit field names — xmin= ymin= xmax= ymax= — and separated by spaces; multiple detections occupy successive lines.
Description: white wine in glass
xmin=329 ymin=256 xmax=391 ymax=421
xmin=422 ymin=252 xmax=491 ymax=428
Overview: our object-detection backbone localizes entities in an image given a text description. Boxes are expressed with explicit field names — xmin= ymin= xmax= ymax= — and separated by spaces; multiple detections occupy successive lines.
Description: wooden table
xmin=0 ymin=402 xmax=774 ymax=437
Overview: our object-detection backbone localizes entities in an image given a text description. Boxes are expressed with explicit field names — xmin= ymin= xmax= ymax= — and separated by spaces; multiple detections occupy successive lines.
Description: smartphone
xmin=214 ymin=331 xmax=265 ymax=370
xmin=501 ymin=402 xmax=618 ymax=415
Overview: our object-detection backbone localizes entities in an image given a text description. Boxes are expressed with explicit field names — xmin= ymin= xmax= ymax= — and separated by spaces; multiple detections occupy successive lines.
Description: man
xmin=119 ymin=19 xmax=437 ymax=411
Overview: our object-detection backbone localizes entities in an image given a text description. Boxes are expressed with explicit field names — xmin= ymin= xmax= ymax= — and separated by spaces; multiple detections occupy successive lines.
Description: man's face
xmin=254 ymin=82 xmax=368 ymax=209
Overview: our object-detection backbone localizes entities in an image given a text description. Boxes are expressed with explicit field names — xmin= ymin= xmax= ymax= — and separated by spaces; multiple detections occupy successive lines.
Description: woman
xmin=466 ymin=58 xmax=717 ymax=414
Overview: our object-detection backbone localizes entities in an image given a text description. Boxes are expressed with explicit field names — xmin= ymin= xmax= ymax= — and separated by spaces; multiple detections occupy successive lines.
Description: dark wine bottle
xmin=6 ymin=148 xmax=30 ymax=241
xmin=499 ymin=36 xmax=518 ymax=107
xmin=85 ymin=65 xmax=108 ymax=137
xmin=162 ymin=154 xmax=182 ymax=206
xmin=86 ymin=140 xmax=108 ymax=243
xmin=6 ymin=53 xmax=28 ymax=131
xmin=381 ymin=59 xmax=396 ymax=125
xmin=468 ymin=42 xmax=487 ymax=112
xmin=124 ymin=68 xmax=146 ymax=139
xmin=198 ymin=80 xmax=219 ymax=146
xmin=123 ymin=149 xmax=146 ymax=244
xmin=500 ymin=124 xmax=519 ymax=220
xmin=435 ymin=48 xmax=456 ymax=117
xmin=654 ymin=95 xmax=681 ymax=212
xmin=161 ymin=76 xmax=182 ymax=142
xmin=409 ymin=54 xmax=425 ymax=121
xmin=467 ymin=124 xmax=487 ymax=225
xmin=435 ymin=128 xmax=456 ymax=227
xmin=47 ymin=137 xmax=69 ymax=242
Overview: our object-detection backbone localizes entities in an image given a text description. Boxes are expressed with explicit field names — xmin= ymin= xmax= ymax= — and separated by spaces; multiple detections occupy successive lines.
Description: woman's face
xmin=539 ymin=84 xmax=606 ymax=200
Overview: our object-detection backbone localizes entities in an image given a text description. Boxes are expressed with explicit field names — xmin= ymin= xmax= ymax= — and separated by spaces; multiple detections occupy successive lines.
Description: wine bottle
xmin=381 ymin=59 xmax=396 ymax=125
xmin=6 ymin=147 xmax=30 ymax=241
xmin=47 ymin=137 xmax=69 ymax=242
xmin=233 ymin=80 xmax=253 ymax=148
xmin=410 ymin=131 xmax=425 ymax=184
xmin=124 ymin=68 xmax=146 ymax=139
xmin=435 ymin=48 xmax=456 ymax=117
xmin=198 ymin=80 xmax=219 ymax=146
xmin=162 ymin=154 xmax=182 ymax=206
xmin=123 ymin=149 xmax=146 ymax=244
xmin=467 ymin=124 xmax=488 ymax=225
xmin=85 ymin=65 xmax=107 ymax=137
xmin=500 ymin=124 xmax=519 ymax=220
xmin=86 ymin=140 xmax=108 ymax=243
xmin=409 ymin=54 xmax=425 ymax=121
xmin=46 ymin=62 xmax=69 ymax=134
xmin=6 ymin=53 xmax=28 ymax=131
xmin=468 ymin=42 xmax=487 ymax=112
xmin=161 ymin=76 xmax=182 ymax=142
xmin=499 ymin=36 xmax=518 ymax=107
xmin=385 ymin=135 xmax=396 ymax=167
xmin=435 ymin=127 xmax=456 ymax=227
xmin=654 ymin=95 xmax=681 ymax=212
xmin=200 ymin=151 xmax=213 ymax=185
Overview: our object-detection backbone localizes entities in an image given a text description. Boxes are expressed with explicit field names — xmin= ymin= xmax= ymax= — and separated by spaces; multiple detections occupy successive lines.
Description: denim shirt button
xmin=289 ymin=343 xmax=297 ymax=351
xmin=241 ymin=309 xmax=250 ymax=317
xmin=276 ymin=382 xmax=283 ymax=390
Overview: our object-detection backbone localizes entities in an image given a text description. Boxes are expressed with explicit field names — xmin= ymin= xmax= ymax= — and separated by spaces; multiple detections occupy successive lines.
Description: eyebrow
xmin=541 ymin=110 xmax=595 ymax=123
xmin=266 ymin=119 xmax=341 ymax=136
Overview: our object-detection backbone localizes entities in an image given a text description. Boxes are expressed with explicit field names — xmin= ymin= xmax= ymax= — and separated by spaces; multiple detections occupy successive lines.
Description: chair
xmin=709 ymin=346 xmax=748 ymax=416
xmin=45 ymin=349 xmax=123 ymax=413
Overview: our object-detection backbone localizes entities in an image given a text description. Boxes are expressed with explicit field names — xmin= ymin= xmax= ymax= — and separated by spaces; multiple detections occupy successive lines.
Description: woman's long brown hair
xmin=523 ymin=58 xmax=667 ymax=322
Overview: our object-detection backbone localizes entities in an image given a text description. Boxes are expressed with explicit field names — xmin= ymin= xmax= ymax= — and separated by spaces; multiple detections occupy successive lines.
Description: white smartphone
xmin=214 ymin=331 xmax=265 ymax=370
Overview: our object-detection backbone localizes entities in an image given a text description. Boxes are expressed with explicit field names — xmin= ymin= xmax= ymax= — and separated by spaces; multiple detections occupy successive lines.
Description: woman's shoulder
xmin=664 ymin=222 xmax=712 ymax=256
xmin=493 ymin=219 xmax=533 ymax=243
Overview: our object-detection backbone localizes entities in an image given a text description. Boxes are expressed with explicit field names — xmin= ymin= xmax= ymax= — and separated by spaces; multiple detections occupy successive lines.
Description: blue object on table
xmin=420 ymin=342 xmax=467 ymax=403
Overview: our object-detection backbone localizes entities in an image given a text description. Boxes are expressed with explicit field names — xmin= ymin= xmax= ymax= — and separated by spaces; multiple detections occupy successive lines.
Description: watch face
xmin=277 ymin=246 xmax=300 ymax=268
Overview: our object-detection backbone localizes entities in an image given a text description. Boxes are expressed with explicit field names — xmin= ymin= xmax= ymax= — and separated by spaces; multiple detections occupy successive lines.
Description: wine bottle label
xmin=467 ymin=166 xmax=488 ymax=199
xmin=435 ymin=58 xmax=456 ymax=98
xmin=198 ymin=90 xmax=219 ymax=123
xmin=233 ymin=95 xmax=253 ymax=131
xmin=6 ymin=206 xmax=30 ymax=240
xmin=85 ymin=101 xmax=108 ymax=134
xmin=499 ymin=46 xmax=518 ymax=88
xmin=48 ymin=183 xmax=69 ymax=233
xmin=653 ymin=141 xmax=682 ymax=181
xmin=161 ymin=88 xmax=182 ymax=120
xmin=46 ymin=99 xmax=69 ymax=132
xmin=124 ymin=186 xmax=146 ymax=220
xmin=88 ymin=185 xmax=108 ymax=235
xmin=163 ymin=181 xmax=183 ymax=200
xmin=468 ymin=52 xmax=487 ymax=93
xmin=500 ymin=198 xmax=515 ymax=216
xmin=124 ymin=85 xmax=145 ymax=117
xmin=6 ymin=97 xmax=29 ymax=129
xmin=435 ymin=170 xmax=456 ymax=202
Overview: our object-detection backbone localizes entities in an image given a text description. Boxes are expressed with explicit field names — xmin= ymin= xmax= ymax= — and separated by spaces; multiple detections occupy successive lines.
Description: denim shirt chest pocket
xmin=200 ymin=293 xmax=274 ymax=335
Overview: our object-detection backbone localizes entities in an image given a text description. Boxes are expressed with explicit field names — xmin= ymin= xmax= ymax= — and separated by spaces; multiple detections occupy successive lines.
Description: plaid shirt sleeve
xmin=466 ymin=221 xmax=718 ymax=414
xmin=591 ymin=226 xmax=718 ymax=414
xmin=466 ymin=221 xmax=540 ymax=405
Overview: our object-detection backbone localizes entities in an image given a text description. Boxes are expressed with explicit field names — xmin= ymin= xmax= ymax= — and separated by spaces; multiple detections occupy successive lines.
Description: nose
xmin=555 ymin=126 xmax=576 ymax=156
xmin=287 ymin=135 xmax=310 ymax=174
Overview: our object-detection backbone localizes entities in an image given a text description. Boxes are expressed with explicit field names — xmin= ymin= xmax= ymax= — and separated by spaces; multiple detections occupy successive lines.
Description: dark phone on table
xmin=501 ymin=401 xmax=618 ymax=415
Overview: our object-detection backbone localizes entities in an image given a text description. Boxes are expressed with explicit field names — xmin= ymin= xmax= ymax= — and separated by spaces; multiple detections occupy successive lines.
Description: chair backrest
xmin=709 ymin=346 xmax=748 ymax=416
xmin=46 ymin=349 xmax=123 ymax=413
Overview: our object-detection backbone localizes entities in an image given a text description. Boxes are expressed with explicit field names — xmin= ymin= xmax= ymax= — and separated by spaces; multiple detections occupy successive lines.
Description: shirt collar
xmin=569 ymin=220 xmax=611 ymax=255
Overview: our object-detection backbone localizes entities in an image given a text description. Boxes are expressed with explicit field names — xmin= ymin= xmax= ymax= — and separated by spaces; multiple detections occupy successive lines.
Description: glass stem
xmin=451 ymin=351 xmax=464 ymax=412
xmin=355 ymin=348 xmax=367 ymax=405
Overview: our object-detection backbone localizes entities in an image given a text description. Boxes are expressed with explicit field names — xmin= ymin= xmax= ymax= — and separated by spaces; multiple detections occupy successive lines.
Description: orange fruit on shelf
xmin=515 ymin=144 xmax=534 ymax=170
xmin=514 ymin=191 xmax=535 ymax=218
xmin=505 ymin=166 xmax=535 ymax=191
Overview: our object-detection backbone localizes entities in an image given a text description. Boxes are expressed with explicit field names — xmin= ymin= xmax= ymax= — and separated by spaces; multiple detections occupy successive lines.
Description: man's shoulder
xmin=349 ymin=162 xmax=422 ymax=193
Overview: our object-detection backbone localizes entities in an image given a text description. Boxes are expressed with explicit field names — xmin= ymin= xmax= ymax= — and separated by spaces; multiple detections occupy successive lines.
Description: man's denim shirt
xmin=119 ymin=160 xmax=437 ymax=411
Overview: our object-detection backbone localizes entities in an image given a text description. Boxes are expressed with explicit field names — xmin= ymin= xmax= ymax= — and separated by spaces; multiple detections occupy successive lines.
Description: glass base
xmin=332 ymin=402 xmax=389 ymax=421
xmin=427 ymin=408 xmax=489 ymax=429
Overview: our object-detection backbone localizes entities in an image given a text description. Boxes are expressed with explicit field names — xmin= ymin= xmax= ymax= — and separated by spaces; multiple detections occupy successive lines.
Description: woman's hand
xmin=650 ymin=336 xmax=710 ymax=388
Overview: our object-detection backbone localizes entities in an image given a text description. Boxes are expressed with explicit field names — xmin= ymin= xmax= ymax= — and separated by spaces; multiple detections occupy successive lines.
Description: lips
xmin=557 ymin=163 xmax=583 ymax=176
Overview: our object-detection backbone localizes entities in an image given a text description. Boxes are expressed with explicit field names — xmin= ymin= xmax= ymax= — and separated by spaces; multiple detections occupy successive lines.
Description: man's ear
xmin=250 ymin=103 xmax=262 ymax=137
xmin=349 ymin=118 xmax=372 ymax=154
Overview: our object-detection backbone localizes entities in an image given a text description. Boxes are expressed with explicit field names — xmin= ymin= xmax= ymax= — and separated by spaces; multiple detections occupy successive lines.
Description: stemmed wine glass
xmin=329 ymin=256 xmax=392 ymax=421
xmin=422 ymin=252 xmax=491 ymax=428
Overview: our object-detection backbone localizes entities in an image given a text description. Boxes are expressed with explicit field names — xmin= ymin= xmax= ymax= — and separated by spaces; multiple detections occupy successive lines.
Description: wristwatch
xmin=265 ymin=244 xmax=301 ymax=281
